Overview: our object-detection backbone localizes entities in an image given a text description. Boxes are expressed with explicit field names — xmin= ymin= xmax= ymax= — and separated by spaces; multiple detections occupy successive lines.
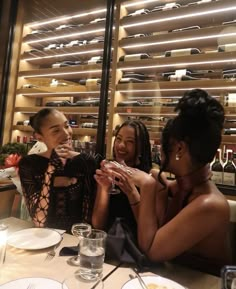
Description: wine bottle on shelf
xmin=211 ymin=148 xmax=223 ymax=184
xmin=224 ymin=128 xmax=236 ymax=135
xmin=223 ymin=149 xmax=236 ymax=186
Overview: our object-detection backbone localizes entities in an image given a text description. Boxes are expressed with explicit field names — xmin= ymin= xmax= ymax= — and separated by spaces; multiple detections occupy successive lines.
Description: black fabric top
xmin=108 ymin=188 xmax=137 ymax=236
xmin=19 ymin=151 xmax=97 ymax=232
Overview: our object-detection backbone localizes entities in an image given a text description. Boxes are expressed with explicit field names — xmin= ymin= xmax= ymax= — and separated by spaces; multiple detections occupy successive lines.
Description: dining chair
xmin=0 ymin=188 xmax=17 ymax=219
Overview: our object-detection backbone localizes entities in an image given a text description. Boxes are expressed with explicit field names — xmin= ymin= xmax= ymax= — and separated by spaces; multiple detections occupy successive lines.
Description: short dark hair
xmin=160 ymin=89 xmax=225 ymax=175
xmin=113 ymin=119 xmax=152 ymax=173
xmin=29 ymin=108 xmax=57 ymax=134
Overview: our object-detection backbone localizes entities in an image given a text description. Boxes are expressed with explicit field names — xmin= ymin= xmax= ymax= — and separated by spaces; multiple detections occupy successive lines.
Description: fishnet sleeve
xmin=19 ymin=151 xmax=63 ymax=227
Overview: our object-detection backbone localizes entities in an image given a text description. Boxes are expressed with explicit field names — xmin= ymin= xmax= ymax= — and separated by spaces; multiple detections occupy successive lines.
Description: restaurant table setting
xmin=0 ymin=217 xmax=221 ymax=289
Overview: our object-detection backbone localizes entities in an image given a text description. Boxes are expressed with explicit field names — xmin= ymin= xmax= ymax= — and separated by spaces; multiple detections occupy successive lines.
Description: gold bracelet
xmin=130 ymin=200 xmax=140 ymax=206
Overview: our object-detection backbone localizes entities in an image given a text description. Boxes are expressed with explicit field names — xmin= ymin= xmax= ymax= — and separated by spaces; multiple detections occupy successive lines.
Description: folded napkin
xmin=59 ymin=246 xmax=78 ymax=256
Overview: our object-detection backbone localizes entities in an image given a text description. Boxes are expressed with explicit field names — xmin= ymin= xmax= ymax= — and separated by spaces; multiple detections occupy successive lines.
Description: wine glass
xmin=103 ymin=160 xmax=122 ymax=195
xmin=69 ymin=223 xmax=91 ymax=266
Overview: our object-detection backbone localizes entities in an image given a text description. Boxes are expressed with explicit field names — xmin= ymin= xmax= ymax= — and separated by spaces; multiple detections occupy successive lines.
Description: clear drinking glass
xmin=0 ymin=224 xmax=8 ymax=267
xmin=103 ymin=160 xmax=122 ymax=194
xmin=77 ymin=229 xmax=107 ymax=281
xmin=69 ymin=223 xmax=92 ymax=266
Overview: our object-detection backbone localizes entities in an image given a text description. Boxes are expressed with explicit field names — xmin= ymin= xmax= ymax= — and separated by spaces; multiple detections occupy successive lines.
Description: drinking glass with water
xmin=77 ymin=229 xmax=107 ymax=281
xmin=69 ymin=223 xmax=92 ymax=266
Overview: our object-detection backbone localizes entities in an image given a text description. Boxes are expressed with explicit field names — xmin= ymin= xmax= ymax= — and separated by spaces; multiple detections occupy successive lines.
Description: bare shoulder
xmin=190 ymin=181 xmax=230 ymax=222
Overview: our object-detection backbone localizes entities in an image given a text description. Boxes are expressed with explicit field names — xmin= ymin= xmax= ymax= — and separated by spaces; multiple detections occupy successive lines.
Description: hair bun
xmin=175 ymin=89 xmax=224 ymax=129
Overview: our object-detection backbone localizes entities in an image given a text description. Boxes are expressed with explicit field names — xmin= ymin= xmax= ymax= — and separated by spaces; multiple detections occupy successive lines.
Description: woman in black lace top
xmin=18 ymin=108 xmax=97 ymax=232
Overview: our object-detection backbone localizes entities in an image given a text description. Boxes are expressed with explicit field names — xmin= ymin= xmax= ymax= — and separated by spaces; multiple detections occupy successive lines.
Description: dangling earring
xmin=176 ymin=154 xmax=180 ymax=161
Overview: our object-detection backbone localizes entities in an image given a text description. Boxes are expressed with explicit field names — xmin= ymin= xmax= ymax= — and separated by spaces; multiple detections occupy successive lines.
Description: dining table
xmin=0 ymin=217 xmax=222 ymax=289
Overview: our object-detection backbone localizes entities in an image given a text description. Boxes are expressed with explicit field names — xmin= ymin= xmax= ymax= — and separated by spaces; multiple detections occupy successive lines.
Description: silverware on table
xmin=131 ymin=268 xmax=148 ymax=289
xmin=45 ymin=237 xmax=63 ymax=261
xmin=27 ymin=283 xmax=35 ymax=289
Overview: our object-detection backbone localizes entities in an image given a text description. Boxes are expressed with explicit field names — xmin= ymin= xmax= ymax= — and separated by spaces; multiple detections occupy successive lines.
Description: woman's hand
xmin=55 ymin=143 xmax=79 ymax=165
xmin=109 ymin=165 xmax=155 ymax=189
xmin=94 ymin=168 xmax=112 ymax=191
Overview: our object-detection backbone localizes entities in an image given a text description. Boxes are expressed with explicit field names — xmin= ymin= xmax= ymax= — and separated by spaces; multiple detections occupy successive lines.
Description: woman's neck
xmin=175 ymin=164 xmax=211 ymax=193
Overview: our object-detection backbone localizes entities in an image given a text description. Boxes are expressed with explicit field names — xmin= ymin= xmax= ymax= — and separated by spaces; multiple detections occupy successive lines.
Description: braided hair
xmin=113 ymin=119 xmax=152 ymax=173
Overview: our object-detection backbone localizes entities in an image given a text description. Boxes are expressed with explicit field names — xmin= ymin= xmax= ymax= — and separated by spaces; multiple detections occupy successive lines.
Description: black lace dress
xmin=18 ymin=150 xmax=97 ymax=232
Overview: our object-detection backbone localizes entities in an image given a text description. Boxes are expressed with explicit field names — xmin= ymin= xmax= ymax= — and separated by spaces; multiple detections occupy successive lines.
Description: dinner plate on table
xmin=7 ymin=228 xmax=62 ymax=250
xmin=0 ymin=277 xmax=62 ymax=289
xmin=122 ymin=275 xmax=185 ymax=289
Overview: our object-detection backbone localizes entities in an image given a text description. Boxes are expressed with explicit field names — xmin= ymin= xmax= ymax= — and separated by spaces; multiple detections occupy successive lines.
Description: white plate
xmin=7 ymin=228 xmax=62 ymax=250
xmin=0 ymin=277 xmax=62 ymax=289
xmin=122 ymin=275 xmax=185 ymax=289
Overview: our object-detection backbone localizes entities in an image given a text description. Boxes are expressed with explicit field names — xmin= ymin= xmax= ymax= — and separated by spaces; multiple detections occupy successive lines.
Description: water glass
xmin=77 ymin=229 xmax=107 ymax=281
xmin=0 ymin=224 xmax=8 ymax=266
xmin=70 ymin=223 xmax=92 ymax=266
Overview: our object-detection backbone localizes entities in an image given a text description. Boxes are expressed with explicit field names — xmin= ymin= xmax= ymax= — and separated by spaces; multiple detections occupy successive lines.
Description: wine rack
xmin=5 ymin=0 xmax=108 ymax=145
xmin=3 ymin=0 xmax=236 ymax=162
xmin=105 ymin=0 xmax=236 ymax=157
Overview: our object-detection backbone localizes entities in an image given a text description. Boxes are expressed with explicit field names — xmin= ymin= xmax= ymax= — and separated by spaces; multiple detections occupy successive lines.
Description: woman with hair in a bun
xmin=108 ymin=89 xmax=231 ymax=275
xmin=18 ymin=108 xmax=97 ymax=232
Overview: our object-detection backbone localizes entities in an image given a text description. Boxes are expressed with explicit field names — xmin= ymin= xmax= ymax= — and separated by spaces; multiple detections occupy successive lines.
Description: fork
xmin=131 ymin=268 xmax=148 ymax=289
xmin=27 ymin=284 xmax=35 ymax=289
xmin=45 ymin=237 xmax=63 ymax=261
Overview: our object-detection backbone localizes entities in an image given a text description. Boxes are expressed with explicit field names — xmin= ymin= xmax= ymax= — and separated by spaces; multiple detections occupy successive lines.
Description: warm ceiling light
xmin=122 ymin=32 xmax=236 ymax=49
xmin=121 ymin=58 xmax=236 ymax=70
xmin=19 ymin=92 xmax=101 ymax=96
xmin=117 ymin=112 xmax=175 ymax=116
xmin=118 ymin=87 xmax=236 ymax=92
xmin=122 ymin=6 xmax=236 ymax=28
xmin=27 ymin=9 xmax=107 ymax=28
xmin=22 ymin=49 xmax=104 ymax=61
xmin=25 ymin=28 xmax=106 ymax=44
xmin=123 ymin=0 xmax=161 ymax=8
xmin=21 ymin=69 xmax=102 ymax=78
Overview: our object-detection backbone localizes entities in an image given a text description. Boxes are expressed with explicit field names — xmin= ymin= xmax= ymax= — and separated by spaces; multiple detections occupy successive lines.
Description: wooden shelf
xmin=26 ymin=6 xmax=107 ymax=30
xmin=115 ymin=106 xmax=175 ymax=115
xmin=19 ymin=63 xmax=102 ymax=79
xmin=117 ymin=51 xmax=236 ymax=73
xmin=120 ymin=0 xmax=236 ymax=34
xmin=6 ymin=0 xmax=236 ymax=148
xmin=119 ymin=25 xmax=233 ymax=54
xmin=12 ymin=125 xmax=98 ymax=136
xmin=21 ymin=43 xmax=105 ymax=66
xmin=17 ymin=86 xmax=101 ymax=96
xmin=117 ymin=79 xmax=236 ymax=96
xmin=14 ymin=106 xmax=99 ymax=114
xmin=119 ymin=0 xmax=192 ymax=12
xmin=23 ymin=22 xmax=106 ymax=46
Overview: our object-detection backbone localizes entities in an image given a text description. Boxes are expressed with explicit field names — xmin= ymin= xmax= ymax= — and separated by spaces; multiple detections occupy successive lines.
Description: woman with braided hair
xmin=92 ymin=119 xmax=155 ymax=236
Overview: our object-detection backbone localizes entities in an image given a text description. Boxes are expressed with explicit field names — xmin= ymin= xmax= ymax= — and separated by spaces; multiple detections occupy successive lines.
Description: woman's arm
xmin=19 ymin=158 xmax=55 ymax=227
xmin=92 ymin=168 xmax=111 ymax=229
xmin=19 ymin=151 xmax=74 ymax=227
xmin=138 ymin=181 xmax=228 ymax=262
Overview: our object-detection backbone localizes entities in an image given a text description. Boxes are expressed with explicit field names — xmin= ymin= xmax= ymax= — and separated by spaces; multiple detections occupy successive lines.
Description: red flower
xmin=4 ymin=154 xmax=22 ymax=168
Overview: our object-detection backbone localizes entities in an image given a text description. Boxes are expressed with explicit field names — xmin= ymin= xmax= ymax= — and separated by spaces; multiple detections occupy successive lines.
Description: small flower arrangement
xmin=0 ymin=143 xmax=28 ymax=168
